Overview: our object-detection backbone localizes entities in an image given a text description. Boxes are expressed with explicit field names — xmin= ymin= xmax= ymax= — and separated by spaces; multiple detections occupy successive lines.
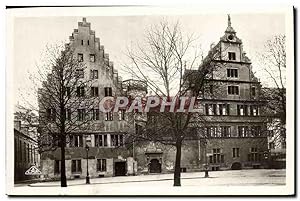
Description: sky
xmin=12 ymin=13 xmax=286 ymax=108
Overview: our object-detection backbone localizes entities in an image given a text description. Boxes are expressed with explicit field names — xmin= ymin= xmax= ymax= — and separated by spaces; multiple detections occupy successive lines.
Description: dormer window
xmin=228 ymin=52 xmax=236 ymax=61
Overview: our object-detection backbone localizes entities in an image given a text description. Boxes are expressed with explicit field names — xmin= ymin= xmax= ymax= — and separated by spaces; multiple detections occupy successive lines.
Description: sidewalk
xmin=28 ymin=169 xmax=285 ymax=187
xmin=29 ymin=172 xmax=207 ymax=187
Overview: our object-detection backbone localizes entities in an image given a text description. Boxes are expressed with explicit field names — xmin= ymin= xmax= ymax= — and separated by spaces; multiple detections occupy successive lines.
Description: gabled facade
xmin=39 ymin=18 xmax=136 ymax=180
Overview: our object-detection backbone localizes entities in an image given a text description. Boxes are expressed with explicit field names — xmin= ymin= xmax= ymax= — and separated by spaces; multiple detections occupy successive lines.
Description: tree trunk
xmin=60 ymin=134 xmax=67 ymax=187
xmin=173 ymin=140 xmax=182 ymax=186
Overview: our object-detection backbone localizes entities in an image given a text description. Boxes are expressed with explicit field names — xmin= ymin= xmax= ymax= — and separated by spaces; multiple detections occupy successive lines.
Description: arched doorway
xmin=149 ymin=159 xmax=161 ymax=173
xmin=231 ymin=162 xmax=242 ymax=170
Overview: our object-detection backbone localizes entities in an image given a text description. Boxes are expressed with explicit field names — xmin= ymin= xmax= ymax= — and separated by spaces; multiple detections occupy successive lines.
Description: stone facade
xmin=39 ymin=18 xmax=136 ymax=180
xmin=133 ymin=16 xmax=269 ymax=173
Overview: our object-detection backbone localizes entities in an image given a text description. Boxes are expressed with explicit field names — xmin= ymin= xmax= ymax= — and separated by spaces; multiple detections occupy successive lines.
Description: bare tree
xmin=21 ymin=44 xmax=98 ymax=187
xmin=260 ymin=35 xmax=286 ymax=146
xmin=122 ymin=20 xmax=221 ymax=186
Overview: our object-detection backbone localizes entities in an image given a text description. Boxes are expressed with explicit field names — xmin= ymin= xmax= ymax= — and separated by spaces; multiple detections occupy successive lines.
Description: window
xmin=76 ymin=69 xmax=84 ymax=78
xmin=70 ymin=135 xmax=83 ymax=147
xmin=206 ymin=127 xmax=218 ymax=137
xmin=269 ymin=142 xmax=275 ymax=149
xmin=97 ymin=159 xmax=107 ymax=172
xmin=65 ymin=109 xmax=71 ymax=121
xmin=81 ymin=40 xmax=83 ymax=45
xmin=228 ymin=86 xmax=239 ymax=95
xmin=227 ymin=69 xmax=238 ymax=78
xmin=251 ymin=87 xmax=256 ymax=97
xmin=210 ymin=149 xmax=224 ymax=163
xmin=46 ymin=108 xmax=56 ymax=121
xmin=238 ymin=126 xmax=249 ymax=137
xmin=92 ymin=109 xmax=99 ymax=120
xmin=90 ymin=70 xmax=98 ymax=79
xmin=65 ymin=87 xmax=71 ymax=97
xmin=205 ymin=104 xmax=217 ymax=115
xmin=248 ymin=148 xmax=260 ymax=162
xmin=104 ymin=87 xmax=112 ymax=97
xmin=232 ymin=148 xmax=240 ymax=158
xmin=228 ymin=52 xmax=236 ymax=60
xmin=77 ymin=109 xmax=86 ymax=121
xmin=90 ymin=54 xmax=95 ymax=62
xmin=54 ymin=160 xmax=61 ymax=174
xmin=105 ymin=112 xmax=113 ymax=121
xmin=95 ymin=134 xmax=108 ymax=147
xmin=237 ymin=105 xmax=248 ymax=116
xmin=71 ymin=160 xmax=82 ymax=173
xmin=111 ymin=134 xmax=124 ymax=147
xmin=87 ymin=40 xmax=90 ymax=45
xmin=118 ymin=110 xmax=126 ymax=120
xmin=219 ymin=104 xmax=230 ymax=115
xmin=251 ymin=126 xmax=261 ymax=137
xmin=76 ymin=87 xmax=85 ymax=97
xmin=90 ymin=87 xmax=99 ymax=97
xmin=250 ymin=105 xmax=259 ymax=116
xmin=220 ymin=126 xmax=231 ymax=137
xmin=78 ymin=53 xmax=83 ymax=62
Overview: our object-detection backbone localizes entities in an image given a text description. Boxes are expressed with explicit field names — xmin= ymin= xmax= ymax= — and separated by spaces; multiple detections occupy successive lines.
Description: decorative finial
xmin=228 ymin=14 xmax=231 ymax=27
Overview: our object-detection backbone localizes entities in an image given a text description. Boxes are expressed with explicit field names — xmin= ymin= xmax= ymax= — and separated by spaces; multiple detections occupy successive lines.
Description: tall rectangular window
xmin=220 ymin=126 xmax=231 ymax=137
xmin=250 ymin=105 xmax=259 ymax=116
xmin=205 ymin=104 xmax=217 ymax=115
xmin=95 ymin=134 xmax=108 ymax=147
xmin=228 ymin=52 xmax=236 ymax=60
xmin=111 ymin=134 xmax=123 ymax=147
xmin=65 ymin=108 xmax=71 ymax=121
xmin=104 ymin=87 xmax=112 ymax=97
xmin=105 ymin=112 xmax=113 ymax=121
xmin=77 ymin=109 xmax=86 ymax=121
xmin=251 ymin=87 xmax=256 ymax=97
xmin=81 ymin=40 xmax=83 ymax=45
xmin=46 ymin=108 xmax=56 ymax=121
xmin=219 ymin=104 xmax=230 ymax=115
xmin=97 ymin=159 xmax=107 ymax=172
xmin=232 ymin=148 xmax=240 ymax=157
xmin=78 ymin=53 xmax=83 ymax=62
xmin=238 ymin=126 xmax=249 ymax=137
xmin=90 ymin=70 xmax=98 ymax=79
xmin=54 ymin=160 xmax=61 ymax=174
xmin=237 ymin=105 xmax=248 ymax=116
xmin=228 ymin=86 xmax=239 ymax=95
xmin=90 ymin=54 xmax=95 ymax=62
xmin=206 ymin=127 xmax=219 ymax=137
xmin=71 ymin=160 xmax=82 ymax=173
xmin=248 ymin=148 xmax=259 ymax=162
xmin=210 ymin=148 xmax=224 ymax=163
xmin=251 ymin=126 xmax=261 ymax=137
xmin=70 ymin=135 xmax=83 ymax=147
xmin=118 ymin=110 xmax=126 ymax=120
xmin=92 ymin=109 xmax=99 ymax=120
xmin=227 ymin=69 xmax=238 ymax=77
xmin=90 ymin=87 xmax=99 ymax=97
xmin=76 ymin=87 xmax=85 ymax=97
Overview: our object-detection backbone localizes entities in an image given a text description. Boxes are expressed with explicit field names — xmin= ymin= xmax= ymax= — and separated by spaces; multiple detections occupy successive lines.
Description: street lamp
xmin=85 ymin=144 xmax=90 ymax=184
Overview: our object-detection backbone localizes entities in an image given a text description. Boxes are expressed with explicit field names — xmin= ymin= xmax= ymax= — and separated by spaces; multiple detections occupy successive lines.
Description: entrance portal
xmin=149 ymin=159 xmax=161 ymax=173
xmin=231 ymin=162 xmax=242 ymax=170
xmin=114 ymin=162 xmax=126 ymax=176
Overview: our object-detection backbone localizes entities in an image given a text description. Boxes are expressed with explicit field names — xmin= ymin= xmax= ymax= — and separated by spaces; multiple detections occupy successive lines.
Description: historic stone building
xmin=39 ymin=16 xmax=269 ymax=180
xmin=39 ymin=18 xmax=137 ymax=180
xmin=133 ymin=16 xmax=269 ymax=173
xmin=14 ymin=120 xmax=40 ymax=182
